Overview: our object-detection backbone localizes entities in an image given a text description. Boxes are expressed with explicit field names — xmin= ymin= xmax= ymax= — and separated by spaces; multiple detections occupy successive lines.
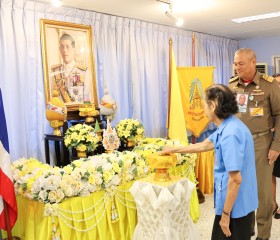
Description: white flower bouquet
xmin=11 ymin=152 xmax=149 ymax=205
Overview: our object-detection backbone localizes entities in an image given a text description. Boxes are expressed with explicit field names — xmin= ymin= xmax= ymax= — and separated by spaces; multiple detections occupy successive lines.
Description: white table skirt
xmin=130 ymin=176 xmax=201 ymax=240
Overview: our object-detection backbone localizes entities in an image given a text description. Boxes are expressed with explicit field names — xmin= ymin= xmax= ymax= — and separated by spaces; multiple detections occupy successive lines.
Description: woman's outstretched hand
xmin=159 ymin=146 xmax=174 ymax=155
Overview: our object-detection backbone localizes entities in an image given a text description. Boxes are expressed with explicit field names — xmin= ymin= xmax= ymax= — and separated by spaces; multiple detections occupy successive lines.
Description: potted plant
xmin=64 ymin=123 xmax=99 ymax=158
xmin=116 ymin=119 xmax=144 ymax=147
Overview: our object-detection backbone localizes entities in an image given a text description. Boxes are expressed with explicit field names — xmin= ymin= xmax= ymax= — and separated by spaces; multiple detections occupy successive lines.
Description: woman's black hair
xmin=205 ymin=84 xmax=238 ymax=119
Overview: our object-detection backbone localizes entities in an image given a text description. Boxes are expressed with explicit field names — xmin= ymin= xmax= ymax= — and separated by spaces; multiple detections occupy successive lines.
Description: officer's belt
xmin=252 ymin=130 xmax=270 ymax=140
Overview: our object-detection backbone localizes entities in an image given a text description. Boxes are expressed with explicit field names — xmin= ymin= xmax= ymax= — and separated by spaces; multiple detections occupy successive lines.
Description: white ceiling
xmin=40 ymin=0 xmax=280 ymax=40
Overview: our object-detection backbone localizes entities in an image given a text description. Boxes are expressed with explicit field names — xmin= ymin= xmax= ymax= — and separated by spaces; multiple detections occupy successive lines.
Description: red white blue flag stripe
xmin=0 ymin=88 xmax=17 ymax=230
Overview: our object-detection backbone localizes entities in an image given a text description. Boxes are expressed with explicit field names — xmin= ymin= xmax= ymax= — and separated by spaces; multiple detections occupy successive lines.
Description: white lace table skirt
xmin=130 ymin=177 xmax=201 ymax=240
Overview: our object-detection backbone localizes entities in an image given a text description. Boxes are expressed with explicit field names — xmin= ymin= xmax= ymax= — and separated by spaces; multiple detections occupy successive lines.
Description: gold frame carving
xmin=40 ymin=19 xmax=98 ymax=112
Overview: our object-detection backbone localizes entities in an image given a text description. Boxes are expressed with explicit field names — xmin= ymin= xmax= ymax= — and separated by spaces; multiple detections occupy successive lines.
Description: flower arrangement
xmin=10 ymin=138 xmax=196 ymax=206
xmin=116 ymin=118 xmax=144 ymax=142
xmin=11 ymin=152 xmax=148 ymax=204
xmin=64 ymin=123 xmax=99 ymax=153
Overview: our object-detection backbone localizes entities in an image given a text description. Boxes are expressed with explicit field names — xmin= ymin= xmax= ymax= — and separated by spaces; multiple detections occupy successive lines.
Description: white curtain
xmin=0 ymin=0 xmax=239 ymax=162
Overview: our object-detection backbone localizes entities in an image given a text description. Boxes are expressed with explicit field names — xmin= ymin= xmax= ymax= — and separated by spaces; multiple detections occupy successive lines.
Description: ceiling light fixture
xmin=165 ymin=4 xmax=184 ymax=27
xmin=51 ymin=0 xmax=62 ymax=8
xmin=232 ymin=12 xmax=280 ymax=23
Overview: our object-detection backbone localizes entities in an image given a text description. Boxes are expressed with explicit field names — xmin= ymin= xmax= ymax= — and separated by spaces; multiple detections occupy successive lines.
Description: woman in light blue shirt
xmin=161 ymin=84 xmax=258 ymax=240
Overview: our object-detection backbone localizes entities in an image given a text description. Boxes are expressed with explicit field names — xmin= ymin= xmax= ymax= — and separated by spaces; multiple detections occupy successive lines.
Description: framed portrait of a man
xmin=40 ymin=19 xmax=98 ymax=112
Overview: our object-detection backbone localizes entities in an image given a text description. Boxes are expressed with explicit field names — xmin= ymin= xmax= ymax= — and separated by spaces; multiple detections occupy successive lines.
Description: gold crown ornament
xmin=146 ymin=153 xmax=177 ymax=182
xmin=46 ymin=84 xmax=67 ymax=136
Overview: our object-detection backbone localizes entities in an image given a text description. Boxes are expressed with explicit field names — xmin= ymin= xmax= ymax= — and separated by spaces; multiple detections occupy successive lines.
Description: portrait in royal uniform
xmin=40 ymin=19 xmax=98 ymax=111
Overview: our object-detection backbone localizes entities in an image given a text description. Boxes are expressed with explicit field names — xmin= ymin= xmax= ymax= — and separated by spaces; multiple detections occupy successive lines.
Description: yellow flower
xmin=76 ymin=144 xmax=86 ymax=151
xmin=112 ymin=162 xmax=121 ymax=173
xmin=76 ymin=134 xmax=85 ymax=142
xmin=116 ymin=119 xmax=145 ymax=142
xmin=64 ymin=136 xmax=71 ymax=146
xmin=137 ymin=167 xmax=144 ymax=176
xmin=137 ymin=128 xmax=143 ymax=135
xmin=63 ymin=165 xmax=73 ymax=174
xmin=123 ymin=130 xmax=130 ymax=138
xmin=70 ymin=132 xmax=78 ymax=139
xmin=64 ymin=124 xmax=98 ymax=153
xmin=26 ymin=177 xmax=35 ymax=192
xmin=72 ymin=160 xmax=82 ymax=168
xmin=88 ymin=175 xmax=96 ymax=184
xmin=74 ymin=124 xmax=83 ymax=130
xmin=103 ymin=171 xmax=113 ymax=183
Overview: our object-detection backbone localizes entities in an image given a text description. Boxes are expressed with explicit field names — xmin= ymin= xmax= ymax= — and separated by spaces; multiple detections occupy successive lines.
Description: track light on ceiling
xmin=165 ymin=10 xmax=184 ymax=26
xmin=165 ymin=4 xmax=184 ymax=27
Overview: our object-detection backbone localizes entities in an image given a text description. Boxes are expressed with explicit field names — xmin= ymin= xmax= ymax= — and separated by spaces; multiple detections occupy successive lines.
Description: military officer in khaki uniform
xmin=228 ymin=48 xmax=280 ymax=240
xmin=50 ymin=33 xmax=91 ymax=103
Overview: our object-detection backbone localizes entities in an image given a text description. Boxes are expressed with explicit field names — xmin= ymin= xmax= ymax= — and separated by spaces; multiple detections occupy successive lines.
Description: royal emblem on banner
xmin=177 ymin=67 xmax=214 ymax=137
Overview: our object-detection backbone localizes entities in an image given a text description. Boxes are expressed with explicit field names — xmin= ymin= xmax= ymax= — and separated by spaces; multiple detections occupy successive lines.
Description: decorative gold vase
xmin=50 ymin=120 xmax=64 ymax=136
xmin=126 ymin=139 xmax=135 ymax=148
xmin=147 ymin=153 xmax=177 ymax=182
xmin=77 ymin=150 xmax=87 ymax=158
xmin=97 ymin=130 xmax=103 ymax=142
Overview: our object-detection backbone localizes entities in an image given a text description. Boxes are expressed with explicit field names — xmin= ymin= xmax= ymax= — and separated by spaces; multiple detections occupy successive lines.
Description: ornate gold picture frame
xmin=40 ymin=19 xmax=98 ymax=112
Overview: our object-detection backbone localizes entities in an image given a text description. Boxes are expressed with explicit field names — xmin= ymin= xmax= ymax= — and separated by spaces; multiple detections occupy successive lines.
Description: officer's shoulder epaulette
xmin=262 ymin=74 xmax=274 ymax=83
xmin=51 ymin=64 xmax=62 ymax=69
xmin=229 ymin=76 xmax=239 ymax=83
xmin=76 ymin=65 xmax=88 ymax=71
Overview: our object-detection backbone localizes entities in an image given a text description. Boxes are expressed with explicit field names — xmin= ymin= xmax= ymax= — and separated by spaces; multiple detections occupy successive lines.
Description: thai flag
xmin=0 ymin=89 xmax=17 ymax=230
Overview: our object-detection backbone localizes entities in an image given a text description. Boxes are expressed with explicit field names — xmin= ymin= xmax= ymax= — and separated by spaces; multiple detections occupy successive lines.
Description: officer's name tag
xmin=250 ymin=107 xmax=264 ymax=116
xmin=251 ymin=91 xmax=264 ymax=96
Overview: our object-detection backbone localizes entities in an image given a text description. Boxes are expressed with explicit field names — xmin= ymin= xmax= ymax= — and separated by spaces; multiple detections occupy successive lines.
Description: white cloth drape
xmin=0 ymin=0 xmax=239 ymax=162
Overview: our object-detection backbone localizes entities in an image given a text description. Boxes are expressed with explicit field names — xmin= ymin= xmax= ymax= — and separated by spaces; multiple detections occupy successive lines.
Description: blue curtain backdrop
xmin=0 ymin=0 xmax=239 ymax=163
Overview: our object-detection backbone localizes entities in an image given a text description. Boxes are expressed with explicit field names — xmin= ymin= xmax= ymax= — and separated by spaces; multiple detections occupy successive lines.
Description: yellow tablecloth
xmin=2 ymin=162 xmax=199 ymax=240
xmin=195 ymin=150 xmax=214 ymax=194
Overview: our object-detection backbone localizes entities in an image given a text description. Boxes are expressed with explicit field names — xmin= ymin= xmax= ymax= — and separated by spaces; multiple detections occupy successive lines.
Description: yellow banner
xmin=168 ymin=50 xmax=188 ymax=142
xmin=177 ymin=67 xmax=214 ymax=137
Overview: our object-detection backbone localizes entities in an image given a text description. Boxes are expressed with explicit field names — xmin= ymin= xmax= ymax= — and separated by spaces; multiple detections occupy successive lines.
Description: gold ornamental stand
xmin=146 ymin=153 xmax=177 ymax=182
xmin=79 ymin=103 xmax=99 ymax=123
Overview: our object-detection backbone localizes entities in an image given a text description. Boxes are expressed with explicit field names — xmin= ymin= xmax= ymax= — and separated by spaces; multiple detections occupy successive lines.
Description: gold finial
xmin=169 ymin=38 xmax=173 ymax=45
